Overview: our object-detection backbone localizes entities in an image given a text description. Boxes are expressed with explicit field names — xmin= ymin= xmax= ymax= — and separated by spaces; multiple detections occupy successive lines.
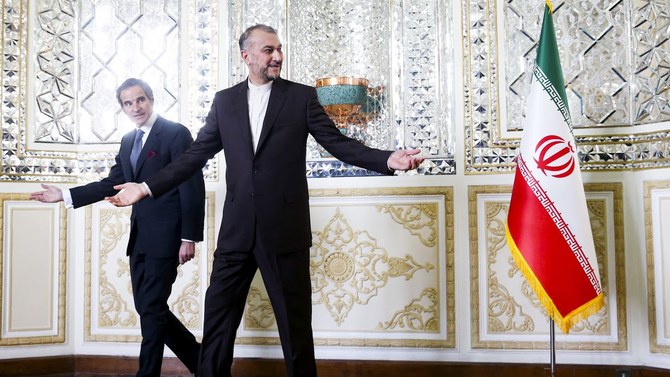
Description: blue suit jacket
xmin=143 ymin=78 xmax=391 ymax=253
xmin=70 ymin=116 xmax=205 ymax=257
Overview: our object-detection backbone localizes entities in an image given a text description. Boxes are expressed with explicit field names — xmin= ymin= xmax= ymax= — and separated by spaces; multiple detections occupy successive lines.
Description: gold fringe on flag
xmin=505 ymin=222 xmax=605 ymax=333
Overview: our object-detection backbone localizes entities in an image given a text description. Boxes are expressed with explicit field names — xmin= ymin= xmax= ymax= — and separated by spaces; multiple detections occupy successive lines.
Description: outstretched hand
xmin=30 ymin=184 xmax=64 ymax=203
xmin=388 ymin=149 xmax=424 ymax=171
xmin=105 ymin=182 xmax=148 ymax=207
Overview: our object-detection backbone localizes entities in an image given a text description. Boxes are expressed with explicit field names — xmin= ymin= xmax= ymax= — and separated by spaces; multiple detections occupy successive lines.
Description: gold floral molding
xmin=311 ymin=208 xmax=435 ymax=326
xmin=85 ymin=192 xmax=216 ymax=342
xmin=377 ymin=204 xmax=438 ymax=247
xmin=96 ymin=208 xmax=137 ymax=329
xmin=378 ymin=288 xmax=439 ymax=331
xmin=244 ymin=286 xmax=276 ymax=329
xmin=468 ymin=184 xmax=627 ymax=351
xmin=239 ymin=186 xmax=455 ymax=348
xmin=171 ymin=267 xmax=202 ymax=329
xmin=488 ymin=275 xmax=534 ymax=333
xmin=0 ymin=194 xmax=66 ymax=346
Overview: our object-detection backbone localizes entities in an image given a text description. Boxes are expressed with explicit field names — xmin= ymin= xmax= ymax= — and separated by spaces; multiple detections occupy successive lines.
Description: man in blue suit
xmin=30 ymin=78 xmax=205 ymax=377
xmin=107 ymin=25 xmax=424 ymax=377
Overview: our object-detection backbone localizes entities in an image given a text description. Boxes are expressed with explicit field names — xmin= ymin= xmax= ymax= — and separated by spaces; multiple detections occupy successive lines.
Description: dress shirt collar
xmin=135 ymin=111 xmax=158 ymax=134
xmin=248 ymin=80 xmax=273 ymax=94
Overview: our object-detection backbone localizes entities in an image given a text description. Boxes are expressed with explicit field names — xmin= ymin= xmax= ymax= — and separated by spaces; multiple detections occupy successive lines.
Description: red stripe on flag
xmin=507 ymin=168 xmax=599 ymax=317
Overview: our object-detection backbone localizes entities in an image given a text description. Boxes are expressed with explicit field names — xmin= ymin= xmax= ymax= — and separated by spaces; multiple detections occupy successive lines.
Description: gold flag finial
xmin=546 ymin=0 xmax=553 ymax=13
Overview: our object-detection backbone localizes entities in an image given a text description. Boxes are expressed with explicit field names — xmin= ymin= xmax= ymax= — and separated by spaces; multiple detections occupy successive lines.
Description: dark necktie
xmin=130 ymin=129 xmax=145 ymax=174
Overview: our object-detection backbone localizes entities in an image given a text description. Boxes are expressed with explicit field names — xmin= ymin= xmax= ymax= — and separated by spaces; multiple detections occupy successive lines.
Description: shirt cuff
xmin=140 ymin=182 xmax=153 ymax=197
xmin=62 ymin=188 xmax=74 ymax=209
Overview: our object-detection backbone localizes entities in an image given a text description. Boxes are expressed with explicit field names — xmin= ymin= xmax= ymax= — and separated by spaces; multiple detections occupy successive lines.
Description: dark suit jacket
xmin=70 ymin=116 xmax=205 ymax=257
xmin=145 ymin=78 xmax=392 ymax=253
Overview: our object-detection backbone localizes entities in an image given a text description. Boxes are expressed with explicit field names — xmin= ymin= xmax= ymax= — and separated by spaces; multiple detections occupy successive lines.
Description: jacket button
xmin=253 ymin=169 xmax=259 ymax=174
xmin=250 ymin=193 xmax=254 ymax=198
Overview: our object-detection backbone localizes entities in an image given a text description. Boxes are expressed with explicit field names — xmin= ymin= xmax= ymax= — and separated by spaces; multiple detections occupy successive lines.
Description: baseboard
xmin=0 ymin=356 xmax=72 ymax=377
xmin=1 ymin=356 xmax=669 ymax=377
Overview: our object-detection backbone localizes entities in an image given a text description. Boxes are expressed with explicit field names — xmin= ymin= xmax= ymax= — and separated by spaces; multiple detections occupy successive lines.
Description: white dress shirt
xmin=247 ymin=80 xmax=273 ymax=152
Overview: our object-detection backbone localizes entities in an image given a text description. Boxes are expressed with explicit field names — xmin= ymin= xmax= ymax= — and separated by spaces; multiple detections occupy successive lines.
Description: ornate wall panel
xmin=631 ymin=0 xmax=670 ymax=123
xmin=237 ymin=187 xmax=455 ymax=348
xmin=1 ymin=0 xmax=219 ymax=182
xmin=5 ymin=0 xmax=670 ymax=181
xmin=0 ymin=195 xmax=66 ymax=345
xmin=468 ymin=184 xmax=626 ymax=350
xmin=77 ymin=0 xmax=181 ymax=144
xmin=504 ymin=1 xmax=631 ymax=129
xmin=33 ymin=0 xmax=77 ymax=144
xmin=228 ymin=0 xmax=455 ymax=177
xmin=645 ymin=180 xmax=670 ymax=354
xmin=84 ymin=192 xmax=215 ymax=341
xmin=463 ymin=0 xmax=670 ymax=173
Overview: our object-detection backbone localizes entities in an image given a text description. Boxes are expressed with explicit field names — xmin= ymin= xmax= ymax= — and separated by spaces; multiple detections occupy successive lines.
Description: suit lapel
xmin=233 ymin=81 xmax=255 ymax=157
xmin=256 ymin=78 xmax=287 ymax=153
xmin=134 ymin=117 xmax=163 ymax=178
xmin=121 ymin=132 xmax=135 ymax=180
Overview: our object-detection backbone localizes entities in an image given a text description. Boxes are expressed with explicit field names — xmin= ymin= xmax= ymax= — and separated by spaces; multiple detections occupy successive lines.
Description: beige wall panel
xmin=238 ymin=187 xmax=455 ymax=348
xmin=646 ymin=181 xmax=670 ymax=353
xmin=469 ymin=184 xmax=626 ymax=351
xmin=84 ymin=192 xmax=216 ymax=342
xmin=0 ymin=195 xmax=65 ymax=345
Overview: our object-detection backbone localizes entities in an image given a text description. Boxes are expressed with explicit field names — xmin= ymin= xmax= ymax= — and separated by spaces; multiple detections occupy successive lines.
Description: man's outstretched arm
xmin=105 ymin=182 xmax=151 ymax=207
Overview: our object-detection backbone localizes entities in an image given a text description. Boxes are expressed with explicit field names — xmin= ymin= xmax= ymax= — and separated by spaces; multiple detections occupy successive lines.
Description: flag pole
xmin=549 ymin=319 xmax=556 ymax=377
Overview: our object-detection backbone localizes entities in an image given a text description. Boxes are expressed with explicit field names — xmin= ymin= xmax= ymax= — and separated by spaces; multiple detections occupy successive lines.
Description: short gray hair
xmin=238 ymin=24 xmax=278 ymax=51
xmin=116 ymin=78 xmax=154 ymax=106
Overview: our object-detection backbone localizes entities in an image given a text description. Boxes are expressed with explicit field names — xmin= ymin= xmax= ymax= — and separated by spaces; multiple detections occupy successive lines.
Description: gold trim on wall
xmin=468 ymin=184 xmax=627 ymax=350
xmin=0 ymin=194 xmax=67 ymax=345
xmin=235 ymin=186 xmax=456 ymax=349
xmin=84 ymin=192 xmax=216 ymax=342
xmin=645 ymin=180 xmax=670 ymax=354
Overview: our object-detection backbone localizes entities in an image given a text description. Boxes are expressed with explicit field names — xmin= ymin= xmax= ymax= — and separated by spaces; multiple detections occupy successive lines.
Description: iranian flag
xmin=505 ymin=1 xmax=604 ymax=333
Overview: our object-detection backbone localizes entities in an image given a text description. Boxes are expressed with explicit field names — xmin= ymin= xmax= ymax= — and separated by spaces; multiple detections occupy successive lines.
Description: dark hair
xmin=238 ymin=24 xmax=278 ymax=51
xmin=116 ymin=78 xmax=154 ymax=106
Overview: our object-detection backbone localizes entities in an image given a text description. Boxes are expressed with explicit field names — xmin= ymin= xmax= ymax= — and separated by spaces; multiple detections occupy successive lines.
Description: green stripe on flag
xmin=536 ymin=3 xmax=569 ymax=113
xmin=533 ymin=67 xmax=572 ymax=128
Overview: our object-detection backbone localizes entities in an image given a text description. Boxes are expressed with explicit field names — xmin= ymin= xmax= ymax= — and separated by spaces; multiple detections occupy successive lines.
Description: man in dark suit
xmin=30 ymin=78 xmax=205 ymax=377
xmin=106 ymin=25 xmax=424 ymax=377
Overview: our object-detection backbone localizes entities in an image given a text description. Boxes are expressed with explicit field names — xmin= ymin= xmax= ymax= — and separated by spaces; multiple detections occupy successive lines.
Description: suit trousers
xmin=198 ymin=225 xmax=317 ymax=377
xmin=130 ymin=250 xmax=201 ymax=377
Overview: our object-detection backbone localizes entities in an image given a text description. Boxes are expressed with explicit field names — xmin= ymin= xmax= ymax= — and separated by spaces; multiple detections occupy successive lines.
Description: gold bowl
xmin=316 ymin=77 xmax=369 ymax=122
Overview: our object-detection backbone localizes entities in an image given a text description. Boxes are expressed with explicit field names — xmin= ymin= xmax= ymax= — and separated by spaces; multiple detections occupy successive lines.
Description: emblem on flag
xmin=505 ymin=1 xmax=604 ymax=333
xmin=534 ymin=135 xmax=575 ymax=178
